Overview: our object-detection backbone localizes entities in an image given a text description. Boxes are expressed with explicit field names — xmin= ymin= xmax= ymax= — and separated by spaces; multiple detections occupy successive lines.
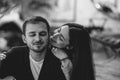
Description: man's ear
xmin=22 ymin=35 xmax=27 ymax=44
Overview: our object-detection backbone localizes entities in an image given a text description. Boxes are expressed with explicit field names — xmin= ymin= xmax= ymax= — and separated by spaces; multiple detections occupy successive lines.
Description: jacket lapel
xmin=22 ymin=47 xmax=35 ymax=80
xmin=38 ymin=49 xmax=66 ymax=80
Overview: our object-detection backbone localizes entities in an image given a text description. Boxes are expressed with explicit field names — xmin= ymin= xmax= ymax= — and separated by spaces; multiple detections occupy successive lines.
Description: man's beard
xmin=32 ymin=44 xmax=48 ymax=53
xmin=31 ymin=39 xmax=49 ymax=53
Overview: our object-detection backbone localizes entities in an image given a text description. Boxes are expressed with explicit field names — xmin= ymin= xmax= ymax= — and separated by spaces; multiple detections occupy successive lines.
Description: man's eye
xmin=29 ymin=33 xmax=35 ymax=37
xmin=39 ymin=32 xmax=47 ymax=36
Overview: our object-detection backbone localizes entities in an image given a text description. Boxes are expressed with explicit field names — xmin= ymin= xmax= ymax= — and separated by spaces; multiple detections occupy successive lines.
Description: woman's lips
xmin=51 ymin=38 xmax=57 ymax=43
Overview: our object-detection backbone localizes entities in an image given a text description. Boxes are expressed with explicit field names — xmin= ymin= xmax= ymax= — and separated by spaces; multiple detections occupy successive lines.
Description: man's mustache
xmin=33 ymin=41 xmax=44 ymax=45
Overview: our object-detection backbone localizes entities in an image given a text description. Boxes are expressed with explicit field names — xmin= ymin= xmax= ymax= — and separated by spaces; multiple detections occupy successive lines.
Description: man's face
xmin=51 ymin=25 xmax=69 ymax=48
xmin=22 ymin=22 xmax=49 ymax=52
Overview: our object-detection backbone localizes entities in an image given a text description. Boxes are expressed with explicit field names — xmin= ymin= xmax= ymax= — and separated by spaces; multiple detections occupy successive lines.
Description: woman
xmin=51 ymin=23 xmax=95 ymax=80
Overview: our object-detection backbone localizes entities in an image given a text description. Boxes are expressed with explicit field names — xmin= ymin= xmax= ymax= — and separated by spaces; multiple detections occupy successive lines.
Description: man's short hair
xmin=22 ymin=16 xmax=50 ymax=35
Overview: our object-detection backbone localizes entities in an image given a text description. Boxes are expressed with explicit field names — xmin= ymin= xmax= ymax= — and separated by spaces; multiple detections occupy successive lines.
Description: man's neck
xmin=30 ymin=49 xmax=47 ymax=62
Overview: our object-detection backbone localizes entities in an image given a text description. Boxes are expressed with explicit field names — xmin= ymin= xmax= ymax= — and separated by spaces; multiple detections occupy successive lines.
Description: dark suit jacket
xmin=0 ymin=46 xmax=66 ymax=80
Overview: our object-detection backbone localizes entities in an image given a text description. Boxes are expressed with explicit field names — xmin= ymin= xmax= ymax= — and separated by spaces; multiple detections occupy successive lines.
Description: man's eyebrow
xmin=40 ymin=31 xmax=47 ymax=32
xmin=27 ymin=32 xmax=35 ymax=34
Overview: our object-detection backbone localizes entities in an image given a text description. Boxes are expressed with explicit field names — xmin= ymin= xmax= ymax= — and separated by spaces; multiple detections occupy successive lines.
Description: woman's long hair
xmin=62 ymin=23 xmax=95 ymax=80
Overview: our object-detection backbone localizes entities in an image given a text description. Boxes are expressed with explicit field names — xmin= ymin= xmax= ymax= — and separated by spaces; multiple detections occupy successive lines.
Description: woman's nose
xmin=51 ymin=33 xmax=60 ymax=40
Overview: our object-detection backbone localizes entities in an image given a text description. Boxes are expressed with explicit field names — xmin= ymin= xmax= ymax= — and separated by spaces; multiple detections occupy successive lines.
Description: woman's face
xmin=51 ymin=25 xmax=69 ymax=48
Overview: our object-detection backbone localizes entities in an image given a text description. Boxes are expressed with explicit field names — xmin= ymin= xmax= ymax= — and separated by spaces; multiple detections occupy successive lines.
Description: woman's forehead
xmin=54 ymin=25 xmax=69 ymax=39
xmin=54 ymin=25 xmax=69 ymax=33
xmin=60 ymin=25 xmax=69 ymax=40
xmin=61 ymin=25 xmax=69 ymax=33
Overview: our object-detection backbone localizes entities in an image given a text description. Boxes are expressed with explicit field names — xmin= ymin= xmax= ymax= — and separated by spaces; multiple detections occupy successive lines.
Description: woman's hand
xmin=52 ymin=47 xmax=73 ymax=80
xmin=0 ymin=53 xmax=6 ymax=61
xmin=52 ymin=47 xmax=68 ymax=60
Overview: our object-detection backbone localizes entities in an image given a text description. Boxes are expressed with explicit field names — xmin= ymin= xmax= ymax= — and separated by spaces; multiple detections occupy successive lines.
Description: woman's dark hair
xmin=62 ymin=23 xmax=95 ymax=80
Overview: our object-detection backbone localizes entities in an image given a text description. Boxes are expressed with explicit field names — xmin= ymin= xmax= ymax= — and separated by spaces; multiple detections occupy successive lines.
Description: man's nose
xmin=35 ymin=35 xmax=42 ymax=41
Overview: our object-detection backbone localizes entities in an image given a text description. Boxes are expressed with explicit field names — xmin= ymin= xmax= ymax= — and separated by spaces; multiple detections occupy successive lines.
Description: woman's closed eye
xmin=58 ymin=34 xmax=65 ymax=42
xmin=54 ymin=27 xmax=61 ymax=33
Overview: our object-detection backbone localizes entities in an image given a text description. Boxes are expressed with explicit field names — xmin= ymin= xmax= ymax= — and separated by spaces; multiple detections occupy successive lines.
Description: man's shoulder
xmin=1 ymin=46 xmax=29 ymax=63
xmin=9 ymin=46 xmax=28 ymax=53
xmin=11 ymin=45 xmax=28 ymax=50
xmin=5 ymin=45 xmax=29 ymax=57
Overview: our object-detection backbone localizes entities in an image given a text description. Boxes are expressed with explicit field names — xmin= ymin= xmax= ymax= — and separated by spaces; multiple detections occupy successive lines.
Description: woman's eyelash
xmin=59 ymin=36 xmax=64 ymax=41
xmin=58 ymin=28 xmax=61 ymax=32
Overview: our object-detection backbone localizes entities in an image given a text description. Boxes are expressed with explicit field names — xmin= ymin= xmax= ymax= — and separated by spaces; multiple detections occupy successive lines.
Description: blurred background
xmin=0 ymin=0 xmax=120 ymax=80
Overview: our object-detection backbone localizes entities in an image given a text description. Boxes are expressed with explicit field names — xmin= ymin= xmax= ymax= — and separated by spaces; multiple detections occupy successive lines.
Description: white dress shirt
xmin=29 ymin=55 xmax=44 ymax=80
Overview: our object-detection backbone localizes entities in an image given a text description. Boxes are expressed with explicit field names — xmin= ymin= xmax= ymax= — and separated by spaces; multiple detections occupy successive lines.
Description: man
xmin=0 ymin=16 xmax=66 ymax=80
